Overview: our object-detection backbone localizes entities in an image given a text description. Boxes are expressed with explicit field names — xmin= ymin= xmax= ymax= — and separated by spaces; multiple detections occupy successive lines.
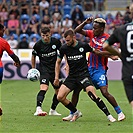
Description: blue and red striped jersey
xmin=86 ymin=30 xmax=110 ymax=70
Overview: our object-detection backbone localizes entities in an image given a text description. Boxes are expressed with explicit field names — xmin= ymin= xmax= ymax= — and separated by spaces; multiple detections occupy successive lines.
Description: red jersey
xmin=86 ymin=30 xmax=110 ymax=70
xmin=0 ymin=37 xmax=14 ymax=67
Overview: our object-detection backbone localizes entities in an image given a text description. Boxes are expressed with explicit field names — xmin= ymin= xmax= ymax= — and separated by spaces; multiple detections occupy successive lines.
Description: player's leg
xmin=49 ymin=88 xmax=61 ymax=115
xmin=34 ymin=74 xmax=49 ymax=116
xmin=86 ymin=86 xmax=116 ymax=122
xmin=123 ymin=80 xmax=133 ymax=111
xmin=48 ymin=76 xmax=62 ymax=115
xmin=100 ymin=85 xmax=125 ymax=121
xmin=62 ymin=86 xmax=82 ymax=121
xmin=93 ymin=69 xmax=125 ymax=121
xmin=58 ymin=80 xmax=82 ymax=122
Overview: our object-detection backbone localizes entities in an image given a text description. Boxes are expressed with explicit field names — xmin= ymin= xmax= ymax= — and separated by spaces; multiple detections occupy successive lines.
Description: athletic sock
xmin=51 ymin=94 xmax=59 ymax=110
xmin=70 ymin=111 xmax=74 ymax=114
xmin=96 ymin=97 xmax=110 ymax=116
xmin=65 ymin=102 xmax=77 ymax=113
xmin=37 ymin=90 xmax=46 ymax=107
xmin=114 ymin=106 xmax=122 ymax=114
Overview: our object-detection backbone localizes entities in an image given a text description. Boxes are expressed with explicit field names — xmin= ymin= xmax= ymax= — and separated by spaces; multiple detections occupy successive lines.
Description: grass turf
xmin=0 ymin=80 xmax=132 ymax=133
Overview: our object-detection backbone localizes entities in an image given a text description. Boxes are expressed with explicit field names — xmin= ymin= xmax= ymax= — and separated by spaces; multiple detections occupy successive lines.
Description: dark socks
xmin=65 ymin=102 xmax=77 ymax=113
xmin=51 ymin=94 xmax=59 ymax=110
xmin=95 ymin=97 xmax=110 ymax=116
xmin=37 ymin=90 xmax=46 ymax=107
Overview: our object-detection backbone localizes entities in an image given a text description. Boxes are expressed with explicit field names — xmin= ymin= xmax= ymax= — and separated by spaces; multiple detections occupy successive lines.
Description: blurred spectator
xmin=31 ymin=0 xmax=40 ymax=15
xmin=0 ymin=6 xmax=8 ymax=27
xmin=20 ymin=0 xmax=30 ymax=15
xmin=31 ymin=0 xmax=40 ymax=6
xmin=29 ymin=15 xmax=39 ymax=35
xmin=113 ymin=11 xmax=124 ymax=29
xmin=84 ymin=0 xmax=96 ymax=11
xmin=50 ymin=0 xmax=64 ymax=6
xmin=123 ymin=6 xmax=132 ymax=24
xmin=31 ymin=6 xmax=40 ymax=15
xmin=105 ymin=13 xmax=114 ymax=34
xmin=62 ymin=14 xmax=72 ymax=32
xmin=42 ymin=8 xmax=50 ymax=17
xmin=0 ymin=17 xmax=7 ymax=28
xmin=8 ymin=4 xmax=20 ymax=19
xmin=95 ymin=13 xmax=104 ymax=18
xmin=73 ymin=0 xmax=83 ymax=5
xmin=7 ymin=34 xmax=18 ymax=49
xmin=20 ymin=19 xmax=30 ymax=35
xmin=0 ymin=0 xmax=8 ymax=9
xmin=39 ymin=0 xmax=49 ymax=16
xmin=95 ymin=0 xmax=105 ymax=11
xmin=7 ymin=14 xmax=19 ymax=35
xmin=41 ymin=15 xmax=50 ymax=28
xmin=29 ymin=36 xmax=38 ymax=49
xmin=71 ymin=5 xmax=84 ymax=28
xmin=18 ymin=36 xmax=29 ymax=49
xmin=51 ymin=4 xmax=62 ymax=21
xmin=50 ymin=14 xmax=62 ymax=34
xmin=10 ymin=0 xmax=18 ymax=6
xmin=75 ymin=33 xmax=84 ymax=42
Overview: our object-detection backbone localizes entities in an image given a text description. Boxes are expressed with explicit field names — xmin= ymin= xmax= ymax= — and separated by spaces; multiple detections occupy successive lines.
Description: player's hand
xmin=14 ymin=62 xmax=21 ymax=67
xmin=63 ymin=65 xmax=69 ymax=76
xmin=85 ymin=17 xmax=93 ymax=24
xmin=54 ymin=79 xmax=59 ymax=87
xmin=0 ymin=108 xmax=2 ymax=116
xmin=93 ymin=49 xmax=101 ymax=55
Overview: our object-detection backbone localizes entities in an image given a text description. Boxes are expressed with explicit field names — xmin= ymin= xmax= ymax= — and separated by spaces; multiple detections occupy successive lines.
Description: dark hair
xmin=41 ymin=27 xmax=50 ymax=34
xmin=0 ymin=24 xmax=4 ymax=30
xmin=64 ymin=28 xmax=75 ymax=38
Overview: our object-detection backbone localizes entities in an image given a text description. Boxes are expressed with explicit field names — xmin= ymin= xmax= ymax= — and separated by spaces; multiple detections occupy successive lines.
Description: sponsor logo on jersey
xmin=68 ymin=55 xmax=83 ymax=60
xmin=42 ymin=51 xmax=56 ymax=57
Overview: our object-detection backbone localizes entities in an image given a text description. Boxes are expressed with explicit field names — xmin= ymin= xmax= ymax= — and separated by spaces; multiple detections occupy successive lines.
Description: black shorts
xmin=40 ymin=72 xmax=62 ymax=89
xmin=123 ymin=79 xmax=133 ymax=103
xmin=63 ymin=71 xmax=94 ymax=91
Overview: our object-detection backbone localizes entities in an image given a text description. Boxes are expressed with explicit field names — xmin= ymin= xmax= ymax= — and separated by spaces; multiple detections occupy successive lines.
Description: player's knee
xmin=101 ymin=89 xmax=110 ymax=98
xmin=57 ymin=94 xmax=65 ymax=102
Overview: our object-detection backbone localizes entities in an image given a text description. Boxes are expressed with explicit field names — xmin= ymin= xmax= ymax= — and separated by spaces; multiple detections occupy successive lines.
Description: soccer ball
xmin=27 ymin=68 xmax=40 ymax=82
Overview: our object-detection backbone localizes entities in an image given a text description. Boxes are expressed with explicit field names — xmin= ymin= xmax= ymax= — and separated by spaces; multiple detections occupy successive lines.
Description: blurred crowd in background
xmin=0 ymin=0 xmax=132 ymax=49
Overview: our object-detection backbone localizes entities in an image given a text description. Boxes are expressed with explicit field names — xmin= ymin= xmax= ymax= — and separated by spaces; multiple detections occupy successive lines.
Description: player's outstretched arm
xmin=74 ymin=17 xmax=93 ymax=35
xmin=10 ymin=54 xmax=21 ymax=67
xmin=103 ymin=42 xmax=121 ymax=58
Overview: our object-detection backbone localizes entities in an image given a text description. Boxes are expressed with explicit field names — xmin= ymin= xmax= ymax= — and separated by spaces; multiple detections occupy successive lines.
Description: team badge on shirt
xmin=79 ymin=47 xmax=84 ymax=52
xmin=52 ymin=45 xmax=56 ymax=49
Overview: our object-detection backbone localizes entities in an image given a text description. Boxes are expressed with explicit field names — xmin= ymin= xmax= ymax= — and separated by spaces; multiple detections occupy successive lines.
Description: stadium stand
xmin=0 ymin=0 xmax=132 ymax=49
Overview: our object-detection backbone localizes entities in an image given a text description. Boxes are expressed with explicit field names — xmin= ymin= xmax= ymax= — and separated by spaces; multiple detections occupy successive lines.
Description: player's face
xmin=93 ymin=22 xmax=103 ymax=37
xmin=65 ymin=35 xmax=74 ymax=46
xmin=41 ymin=32 xmax=51 ymax=43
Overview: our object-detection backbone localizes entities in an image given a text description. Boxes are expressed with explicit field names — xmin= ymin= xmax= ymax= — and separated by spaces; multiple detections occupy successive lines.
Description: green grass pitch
xmin=0 ymin=80 xmax=132 ymax=133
